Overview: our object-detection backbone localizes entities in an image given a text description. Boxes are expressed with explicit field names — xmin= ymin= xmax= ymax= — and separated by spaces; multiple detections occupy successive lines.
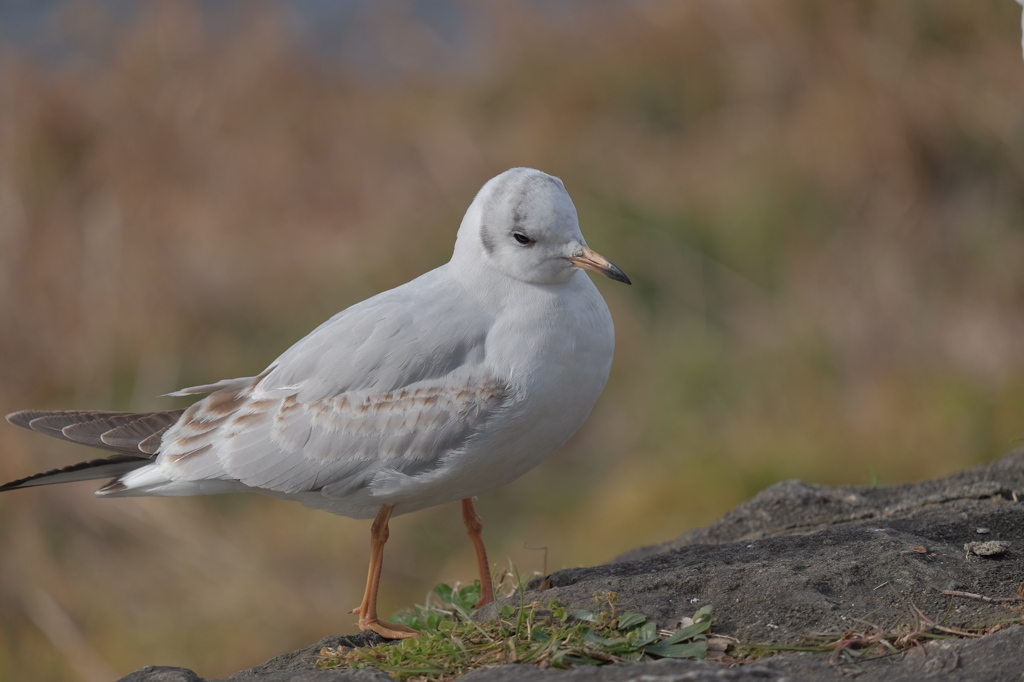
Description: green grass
xmin=317 ymin=582 xmax=715 ymax=681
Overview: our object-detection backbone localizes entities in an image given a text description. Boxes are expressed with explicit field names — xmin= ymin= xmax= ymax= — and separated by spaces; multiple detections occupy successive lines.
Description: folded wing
xmin=152 ymin=367 xmax=510 ymax=496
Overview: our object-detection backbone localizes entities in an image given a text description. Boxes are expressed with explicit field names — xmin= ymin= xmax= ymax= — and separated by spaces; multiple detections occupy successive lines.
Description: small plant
xmin=318 ymin=581 xmax=716 ymax=681
xmin=737 ymin=601 xmax=1024 ymax=671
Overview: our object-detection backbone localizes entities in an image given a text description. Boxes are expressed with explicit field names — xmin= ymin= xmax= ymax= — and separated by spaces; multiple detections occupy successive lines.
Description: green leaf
xmin=634 ymin=621 xmax=659 ymax=646
xmin=692 ymin=605 xmax=714 ymax=621
xmin=583 ymin=630 xmax=616 ymax=645
xmin=573 ymin=610 xmax=599 ymax=623
xmin=617 ymin=612 xmax=648 ymax=630
xmin=644 ymin=639 xmax=709 ymax=659
xmin=433 ymin=583 xmax=454 ymax=601
xmin=452 ymin=582 xmax=482 ymax=611
xmin=663 ymin=617 xmax=712 ymax=644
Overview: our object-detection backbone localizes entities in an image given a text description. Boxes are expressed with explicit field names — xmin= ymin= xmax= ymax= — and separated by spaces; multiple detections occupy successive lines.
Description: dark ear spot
xmin=479 ymin=222 xmax=495 ymax=254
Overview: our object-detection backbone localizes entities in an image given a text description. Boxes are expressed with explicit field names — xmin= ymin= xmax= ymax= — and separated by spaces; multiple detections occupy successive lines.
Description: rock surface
xmin=119 ymin=450 xmax=1024 ymax=682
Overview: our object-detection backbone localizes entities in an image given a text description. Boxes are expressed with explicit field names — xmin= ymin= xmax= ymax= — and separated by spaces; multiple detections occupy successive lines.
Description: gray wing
xmin=261 ymin=268 xmax=491 ymax=400
xmin=152 ymin=270 xmax=511 ymax=495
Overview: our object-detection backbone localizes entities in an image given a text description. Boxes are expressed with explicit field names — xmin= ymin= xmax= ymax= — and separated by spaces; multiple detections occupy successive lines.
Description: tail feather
xmin=60 ymin=415 xmax=149 ymax=449
xmin=8 ymin=409 xmax=184 ymax=454
xmin=10 ymin=410 xmax=126 ymax=441
xmin=2 ymin=408 xmax=186 ymax=492
xmin=101 ymin=415 xmax=178 ymax=453
xmin=0 ymin=455 xmax=153 ymax=491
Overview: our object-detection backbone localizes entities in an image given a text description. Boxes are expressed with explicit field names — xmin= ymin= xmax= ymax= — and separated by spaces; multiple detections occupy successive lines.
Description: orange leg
xmin=462 ymin=497 xmax=495 ymax=608
xmin=352 ymin=504 xmax=419 ymax=639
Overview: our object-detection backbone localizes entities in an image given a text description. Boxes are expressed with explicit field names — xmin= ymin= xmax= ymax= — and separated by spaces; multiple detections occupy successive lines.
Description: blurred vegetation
xmin=0 ymin=1 xmax=1022 ymax=680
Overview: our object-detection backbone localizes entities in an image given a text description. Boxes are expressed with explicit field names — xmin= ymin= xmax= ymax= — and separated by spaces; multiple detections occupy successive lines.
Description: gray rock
xmin=457 ymin=656 xmax=786 ymax=681
xmin=120 ymin=449 xmax=1024 ymax=682
xmin=526 ymin=450 xmax=1024 ymax=647
xmin=117 ymin=667 xmax=203 ymax=682
xmin=226 ymin=634 xmax=385 ymax=678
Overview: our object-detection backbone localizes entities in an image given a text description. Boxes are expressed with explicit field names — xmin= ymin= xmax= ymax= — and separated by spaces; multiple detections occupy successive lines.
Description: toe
xmin=359 ymin=618 xmax=420 ymax=640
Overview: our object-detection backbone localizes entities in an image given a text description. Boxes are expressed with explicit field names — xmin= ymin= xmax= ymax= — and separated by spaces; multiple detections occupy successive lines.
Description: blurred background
xmin=0 ymin=0 xmax=1022 ymax=679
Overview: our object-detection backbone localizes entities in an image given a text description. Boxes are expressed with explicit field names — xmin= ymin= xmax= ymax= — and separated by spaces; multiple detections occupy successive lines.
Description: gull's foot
xmin=358 ymin=617 xmax=420 ymax=639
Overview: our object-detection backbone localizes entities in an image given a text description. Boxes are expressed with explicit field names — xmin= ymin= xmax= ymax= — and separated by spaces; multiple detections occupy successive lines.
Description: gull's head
xmin=452 ymin=168 xmax=630 ymax=286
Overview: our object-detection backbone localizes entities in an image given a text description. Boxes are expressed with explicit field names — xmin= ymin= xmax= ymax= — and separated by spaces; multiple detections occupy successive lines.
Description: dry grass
xmin=1 ymin=1 xmax=1023 ymax=679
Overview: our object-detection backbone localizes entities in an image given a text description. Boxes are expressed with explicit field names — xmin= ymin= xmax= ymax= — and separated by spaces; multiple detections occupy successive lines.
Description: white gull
xmin=1 ymin=167 xmax=630 ymax=638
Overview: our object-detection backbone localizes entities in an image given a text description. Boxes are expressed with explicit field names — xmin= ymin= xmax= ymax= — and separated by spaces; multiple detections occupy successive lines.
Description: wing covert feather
xmin=159 ymin=370 xmax=509 ymax=494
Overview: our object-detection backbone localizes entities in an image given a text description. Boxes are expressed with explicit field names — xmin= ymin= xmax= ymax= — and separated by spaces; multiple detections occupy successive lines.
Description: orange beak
xmin=567 ymin=246 xmax=631 ymax=285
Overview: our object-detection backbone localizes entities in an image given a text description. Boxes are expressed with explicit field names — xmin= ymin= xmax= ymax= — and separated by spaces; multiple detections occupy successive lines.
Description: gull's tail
xmin=0 ymin=409 xmax=183 ymax=492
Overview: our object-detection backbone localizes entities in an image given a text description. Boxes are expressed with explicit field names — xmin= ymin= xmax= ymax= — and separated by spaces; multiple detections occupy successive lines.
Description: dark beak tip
xmin=608 ymin=265 xmax=631 ymax=285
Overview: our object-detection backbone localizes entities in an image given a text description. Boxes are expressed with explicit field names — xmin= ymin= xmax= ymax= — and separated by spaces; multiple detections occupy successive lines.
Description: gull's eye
xmin=513 ymin=232 xmax=533 ymax=246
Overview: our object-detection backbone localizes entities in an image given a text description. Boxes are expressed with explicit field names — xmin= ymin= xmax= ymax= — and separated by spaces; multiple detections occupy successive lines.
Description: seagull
xmin=0 ymin=167 xmax=630 ymax=639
